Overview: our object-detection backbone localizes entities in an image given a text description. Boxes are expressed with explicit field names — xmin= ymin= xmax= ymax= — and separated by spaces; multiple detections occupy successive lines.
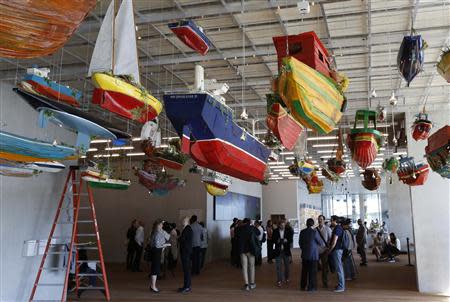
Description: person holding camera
xmin=272 ymin=218 xmax=293 ymax=287
xmin=328 ymin=215 xmax=346 ymax=292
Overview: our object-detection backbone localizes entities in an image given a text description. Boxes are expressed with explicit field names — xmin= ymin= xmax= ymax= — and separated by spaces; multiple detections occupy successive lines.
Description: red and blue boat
xmin=23 ymin=68 xmax=81 ymax=107
xmin=168 ymin=20 xmax=212 ymax=55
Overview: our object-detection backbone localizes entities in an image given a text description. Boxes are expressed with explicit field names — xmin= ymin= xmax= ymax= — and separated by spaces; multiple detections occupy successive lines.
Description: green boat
xmin=82 ymin=175 xmax=131 ymax=190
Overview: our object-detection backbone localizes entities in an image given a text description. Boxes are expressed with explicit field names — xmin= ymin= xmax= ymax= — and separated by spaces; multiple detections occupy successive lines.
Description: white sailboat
xmin=88 ymin=0 xmax=162 ymax=123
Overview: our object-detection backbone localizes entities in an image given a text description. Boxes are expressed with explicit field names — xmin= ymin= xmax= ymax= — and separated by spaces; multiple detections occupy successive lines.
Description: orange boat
xmin=266 ymin=97 xmax=303 ymax=151
xmin=0 ymin=0 xmax=96 ymax=58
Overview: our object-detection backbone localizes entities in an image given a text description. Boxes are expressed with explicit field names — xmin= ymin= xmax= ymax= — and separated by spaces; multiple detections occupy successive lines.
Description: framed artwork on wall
xmin=213 ymin=192 xmax=261 ymax=221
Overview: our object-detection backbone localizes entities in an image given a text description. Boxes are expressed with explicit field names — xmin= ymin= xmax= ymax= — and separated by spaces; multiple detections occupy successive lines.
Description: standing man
xmin=254 ymin=221 xmax=264 ymax=266
xmin=199 ymin=222 xmax=208 ymax=270
xmin=328 ymin=216 xmax=345 ymax=292
xmin=230 ymin=218 xmax=239 ymax=267
xmin=133 ymin=221 xmax=145 ymax=272
xmin=178 ymin=217 xmax=193 ymax=293
xmin=299 ymin=218 xmax=323 ymax=292
xmin=236 ymin=218 xmax=258 ymax=291
xmin=316 ymin=215 xmax=332 ymax=288
xmin=190 ymin=215 xmax=203 ymax=275
xmin=356 ymin=219 xmax=368 ymax=266
xmin=272 ymin=218 xmax=294 ymax=286
xmin=266 ymin=220 xmax=274 ymax=263
xmin=126 ymin=219 xmax=137 ymax=270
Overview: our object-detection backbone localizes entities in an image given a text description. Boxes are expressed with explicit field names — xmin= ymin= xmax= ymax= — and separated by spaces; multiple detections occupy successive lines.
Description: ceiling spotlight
xmin=389 ymin=91 xmax=398 ymax=106
xmin=370 ymin=88 xmax=377 ymax=98
xmin=240 ymin=108 xmax=249 ymax=120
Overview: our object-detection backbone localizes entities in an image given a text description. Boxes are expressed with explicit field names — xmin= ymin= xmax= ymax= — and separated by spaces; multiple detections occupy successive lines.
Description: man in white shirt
xmin=316 ymin=215 xmax=332 ymax=288
xmin=133 ymin=221 xmax=145 ymax=272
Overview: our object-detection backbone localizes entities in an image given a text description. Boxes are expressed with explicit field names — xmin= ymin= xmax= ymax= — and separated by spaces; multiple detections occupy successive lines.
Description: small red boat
xmin=266 ymin=101 xmax=303 ymax=151
xmin=347 ymin=110 xmax=382 ymax=169
xmin=397 ymin=156 xmax=430 ymax=186
xmin=425 ymin=125 xmax=450 ymax=179
xmin=362 ymin=168 xmax=381 ymax=191
xmin=411 ymin=113 xmax=433 ymax=141
xmin=168 ymin=20 xmax=212 ymax=56
xmin=92 ymin=88 xmax=158 ymax=124
xmin=327 ymin=129 xmax=346 ymax=175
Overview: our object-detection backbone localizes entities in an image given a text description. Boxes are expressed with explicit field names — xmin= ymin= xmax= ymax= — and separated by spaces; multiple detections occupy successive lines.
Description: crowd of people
xmin=123 ymin=215 xmax=401 ymax=294
xmin=125 ymin=215 xmax=208 ymax=293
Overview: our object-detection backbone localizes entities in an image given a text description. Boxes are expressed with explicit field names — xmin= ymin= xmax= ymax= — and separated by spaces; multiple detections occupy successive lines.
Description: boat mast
xmin=111 ymin=0 xmax=117 ymax=75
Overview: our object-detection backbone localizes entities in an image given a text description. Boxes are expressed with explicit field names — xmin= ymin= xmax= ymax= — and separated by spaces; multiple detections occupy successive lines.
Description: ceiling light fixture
xmin=126 ymin=152 xmax=145 ymax=156
xmin=105 ymin=146 xmax=134 ymax=151
xmin=91 ymin=139 xmax=111 ymax=144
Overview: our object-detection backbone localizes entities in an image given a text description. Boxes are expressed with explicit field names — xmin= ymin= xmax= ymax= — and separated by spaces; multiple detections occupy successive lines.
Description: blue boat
xmin=397 ymin=35 xmax=425 ymax=86
xmin=37 ymin=108 xmax=117 ymax=153
xmin=0 ymin=131 xmax=76 ymax=162
xmin=168 ymin=20 xmax=212 ymax=55
xmin=163 ymin=93 xmax=270 ymax=182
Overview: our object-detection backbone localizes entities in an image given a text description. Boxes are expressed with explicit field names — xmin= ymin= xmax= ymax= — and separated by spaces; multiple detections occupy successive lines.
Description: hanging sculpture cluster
xmin=425 ymin=125 xmax=450 ymax=179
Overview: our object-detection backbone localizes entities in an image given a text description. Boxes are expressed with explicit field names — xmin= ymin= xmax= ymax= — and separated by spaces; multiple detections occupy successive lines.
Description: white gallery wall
xmin=0 ymin=82 xmax=76 ymax=301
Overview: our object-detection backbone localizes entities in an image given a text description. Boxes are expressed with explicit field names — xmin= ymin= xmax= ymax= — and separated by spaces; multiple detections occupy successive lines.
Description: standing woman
xmin=126 ymin=219 xmax=137 ymax=270
xmin=266 ymin=220 xmax=274 ymax=263
xmin=179 ymin=216 xmax=193 ymax=293
xmin=149 ymin=219 xmax=166 ymax=293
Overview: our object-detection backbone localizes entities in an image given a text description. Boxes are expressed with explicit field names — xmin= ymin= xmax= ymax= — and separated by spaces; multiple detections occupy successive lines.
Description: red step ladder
xmin=29 ymin=166 xmax=110 ymax=302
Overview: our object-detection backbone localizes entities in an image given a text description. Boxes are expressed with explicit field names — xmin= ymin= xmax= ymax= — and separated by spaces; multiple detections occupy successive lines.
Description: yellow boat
xmin=437 ymin=52 xmax=450 ymax=83
xmin=278 ymin=56 xmax=344 ymax=134
xmin=205 ymin=183 xmax=228 ymax=196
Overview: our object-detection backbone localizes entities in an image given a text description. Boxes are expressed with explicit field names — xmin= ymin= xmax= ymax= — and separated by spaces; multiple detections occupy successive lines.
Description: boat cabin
xmin=273 ymin=31 xmax=333 ymax=78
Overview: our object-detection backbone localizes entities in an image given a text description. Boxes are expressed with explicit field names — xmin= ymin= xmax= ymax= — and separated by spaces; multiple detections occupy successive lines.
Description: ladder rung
xmin=77 ymin=247 xmax=98 ymax=250
xmin=59 ymin=207 xmax=91 ymax=210
xmin=50 ymin=236 xmax=72 ymax=239
xmin=77 ymin=286 xmax=105 ymax=290
xmin=77 ymin=220 xmax=94 ymax=223
xmin=77 ymin=273 xmax=103 ymax=276
xmin=46 ymin=252 xmax=68 ymax=255
xmin=77 ymin=260 xmax=100 ymax=263
xmin=31 ymin=300 xmax=61 ymax=301
xmin=40 ymin=267 xmax=65 ymax=271
xmin=77 ymin=234 xmax=97 ymax=237
xmin=35 ymin=283 xmax=64 ymax=286
xmin=56 ymin=221 xmax=73 ymax=224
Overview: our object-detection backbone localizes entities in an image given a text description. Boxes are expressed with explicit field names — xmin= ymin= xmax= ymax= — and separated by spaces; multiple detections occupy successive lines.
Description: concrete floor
xmin=70 ymin=250 xmax=449 ymax=302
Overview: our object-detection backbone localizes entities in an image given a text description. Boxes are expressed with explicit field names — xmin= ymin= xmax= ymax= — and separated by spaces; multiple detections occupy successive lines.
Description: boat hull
xmin=278 ymin=56 xmax=344 ymax=134
xmin=266 ymin=102 xmax=302 ymax=150
xmin=0 ymin=131 xmax=76 ymax=162
xmin=398 ymin=164 xmax=430 ymax=186
xmin=163 ymin=93 xmax=270 ymax=182
xmin=425 ymin=125 xmax=450 ymax=179
xmin=24 ymin=74 xmax=81 ymax=107
xmin=156 ymin=157 xmax=184 ymax=170
xmin=0 ymin=0 xmax=95 ymax=58
xmin=168 ymin=20 xmax=211 ymax=55
xmin=437 ymin=52 xmax=450 ymax=83
xmin=137 ymin=170 xmax=179 ymax=191
xmin=347 ymin=131 xmax=381 ymax=169
xmin=397 ymin=35 xmax=424 ymax=86
xmin=91 ymin=73 xmax=162 ymax=117
xmin=412 ymin=120 xmax=432 ymax=141
xmin=82 ymin=176 xmax=130 ymax=190
xmin=92 ymin=88 xmax=158 ymax=123
xmin=205 ymin=183 xmax=228 ymax=196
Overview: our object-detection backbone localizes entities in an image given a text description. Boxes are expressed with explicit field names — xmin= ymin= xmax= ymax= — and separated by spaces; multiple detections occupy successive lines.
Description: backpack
xmin=342 ymin=229 xmax=351 ymax=250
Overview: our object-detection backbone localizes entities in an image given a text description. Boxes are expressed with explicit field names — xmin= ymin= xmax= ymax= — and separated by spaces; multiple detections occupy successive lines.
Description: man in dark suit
xmin=299 ymin=218 xmax=324 ymax=291
xmin=178 ymin=217 xmax=193 ymax=293
xmin=272 ymin=218 xmax=294 ymax=286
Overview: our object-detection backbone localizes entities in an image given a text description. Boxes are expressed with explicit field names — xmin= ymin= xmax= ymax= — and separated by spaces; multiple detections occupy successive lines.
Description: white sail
xmin=114 ymin=0 xmax=140 ymax=85
xmin=88 ymin=0 xmax=114 ymax=76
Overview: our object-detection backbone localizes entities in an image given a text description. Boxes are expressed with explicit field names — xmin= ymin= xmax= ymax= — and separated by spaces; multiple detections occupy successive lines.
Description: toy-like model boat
xmin=327 ymin=128 xmax=346 ymax=175
xmin=23 ymin=67 xmax=81 ymax=107
xmin=0 ymin=0 xmax=95 ymax=58
xmin=305 ymin=172 xmax=323 ymax=194
xmin=163 ymin=65 xmax=270 ymax=182
xmin=168 ymin=20 xmax=212 ymax=55
xmin=397 ymin=34 xmax=425 ymax=86
xmin=289 ymin=158 xmax=315 ymax=177
xmin=277 ymin=56 xmax=345 ymax=134
xmin=411 ymin=112 xmax=432 ymax=141
xmin=37 ymin=108 xmax=117 ymax=154
xmin=14 ymin=86 xmax=131 ymax=140
xmin=437 ymin=49 xmax=450 ymax=83
xmin=81 ymin=161 xmax=130 ymax=190
xmin=153 ymin=140 xmax=188 ymax=171
xmin=425 ymin=125 xmax=449 ymax=179
xmin=347 ymin=110 xmax=382 ymax=169
xmin=383 ymin=157 xmax=399 ymax=173
xmin=397 ymin=156 xmax=430 ymax=186
xmin=0 ymin=131 xmax=76 ymax=162
xmin=136 ymin=169 xmax=182 ymax=192
xmin=362 ymin=168 xmax=381 ymax=191
xmin=88 ymin=0 xmax=162 ymax=123
xmin=322 ymin=166 xmax=339 ymax=182
xmin=266 ymin=94 xmax=303 ymax=151
xmin=202 ymin=170 xmax=232 ymax=196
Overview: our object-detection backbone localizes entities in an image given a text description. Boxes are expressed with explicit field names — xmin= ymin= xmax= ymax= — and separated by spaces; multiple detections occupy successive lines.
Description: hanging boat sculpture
xmin=37 ymin=108 xmax=117 ymax=154
xmin=22 ymin=68 xmax=81 ymax=107
xmin=347 ymin=110 xmax=382 ymax=169
xmin=397 ymin=34 xmax=425 ymax=86
xmin=289 ymin=158 xmax=315 ymax=177
xmin=265 ymin=94 xmax=303 ymax=151
xmin=383 ymin=157 xmax=399 ymax=173
xmin=306 ymin=172 xmax=323 ymax=194
xmin=15 ymin=86 xmax=131 ymax=140
xmin=88 ymin=0 xmax=162 ymax=123
xmin=0 ymin=131 xmax=76 ymax=162
xmin=81 ymin=161 xmax=130 ymax=190
xmin=163 ymin=66 xmax=271 ymax=182
xmin=411 ymin=112 xmax=432 ymax=141
xmin=327 ymin=128 xmax=346 ymax=175
xmin=0 ymin=159 xmax=38 ymax=177
xmin=322 ymin=166 xmax=340 ymax=182
xmin=168 ymin=20 xmax=212 ymax=55
xmin=361 ymin=168 xmax=381 ymax=191
xmin=397 ymin=156 xmax=430 ymax=186
xmin=136 ymin=169 xmax=182 ymax=192
xmin=0 ymin=0 xmax=95 ymax=58
xmin=425 ymin=125 xmax=450 ymax=179
xmin=153 ymin=142 xmax=188 ymax=171
xmin=277 ymin=56 xmax=345 ymax=134
xmin=202 ymin=170 xmax=232 ymax=196
xmin=437 ymin=49 xmax=450 ymax=83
